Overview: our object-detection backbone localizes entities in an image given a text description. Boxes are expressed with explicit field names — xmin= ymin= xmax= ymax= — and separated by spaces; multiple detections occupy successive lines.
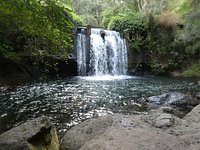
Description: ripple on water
xmin=0 ymin=76 xmax=199 ymax=137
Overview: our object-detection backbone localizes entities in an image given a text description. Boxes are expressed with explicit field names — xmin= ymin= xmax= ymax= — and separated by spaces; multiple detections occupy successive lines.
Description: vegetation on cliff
xmin=0 ymin=0 xmax=199 ymax=78
xmin=72 ymin=0 xmax=200 ymax=77
xmin=0 ymin=0 xmax=81 ymax=79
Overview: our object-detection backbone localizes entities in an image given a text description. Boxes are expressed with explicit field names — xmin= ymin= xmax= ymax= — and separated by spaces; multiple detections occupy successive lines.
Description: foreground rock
xmin=61 ymin=104 xmax=200 ymax=150
xmin=60 ymin=115 xmax=113 ymax=150
xmin=0 ymin=116 xmax=59 ymax=150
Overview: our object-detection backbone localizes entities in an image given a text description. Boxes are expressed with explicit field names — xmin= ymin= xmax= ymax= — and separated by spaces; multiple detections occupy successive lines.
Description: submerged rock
xmin=0 ymin=116 xmax=59 ymax=150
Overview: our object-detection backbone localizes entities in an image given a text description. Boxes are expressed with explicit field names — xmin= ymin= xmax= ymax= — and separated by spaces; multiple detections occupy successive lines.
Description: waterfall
xmin=76 ymin=29 xmax=87 ymax=76
xmin=76 ymin=28 xmax=128 ymax=76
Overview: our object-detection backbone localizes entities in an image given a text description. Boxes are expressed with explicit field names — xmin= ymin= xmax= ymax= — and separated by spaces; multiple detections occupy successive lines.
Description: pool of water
xmin=0 ymin=76 xmax=199 ymax=136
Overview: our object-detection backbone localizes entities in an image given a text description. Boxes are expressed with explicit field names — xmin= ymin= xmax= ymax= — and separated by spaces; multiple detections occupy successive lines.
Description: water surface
xmin=0 ymin=76 xmax=199 ymax=136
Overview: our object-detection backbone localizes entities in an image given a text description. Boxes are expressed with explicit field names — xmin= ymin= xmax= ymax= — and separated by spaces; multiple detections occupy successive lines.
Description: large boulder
xmin=60 ymin=115 xmax=113 ymax=150
xmin=61 ymin=104 xmax=200 ymax=150
xmin=183 ymin=103 xmax=200 ymax=124
xmin=0 ymin=116 xmax=59 ymax=150
xmin=80 ymin=128 xmax=186 ymax=150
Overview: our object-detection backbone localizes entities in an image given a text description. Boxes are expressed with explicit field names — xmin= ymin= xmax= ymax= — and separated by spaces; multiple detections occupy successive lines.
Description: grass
xmin=158 ymin=11 xmax=181 ymax=29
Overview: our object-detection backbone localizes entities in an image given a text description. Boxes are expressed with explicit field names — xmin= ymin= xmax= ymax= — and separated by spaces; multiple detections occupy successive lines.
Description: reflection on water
xmin=0 ymin=76 xmax=199 ymax=136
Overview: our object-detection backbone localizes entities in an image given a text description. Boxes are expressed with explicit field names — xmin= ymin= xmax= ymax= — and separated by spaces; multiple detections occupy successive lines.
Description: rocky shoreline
xmin=60 ymin=104 xmax=200 ymax=150
xmin=0 ymin=91 xmax=200 ymax=150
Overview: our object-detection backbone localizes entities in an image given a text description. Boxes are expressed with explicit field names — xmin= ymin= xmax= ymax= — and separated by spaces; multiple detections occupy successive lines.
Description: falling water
xmin=76 ymin=29 xmax=87 ymax=76
xmin=76 ymin=28 xmax=128 ymax=76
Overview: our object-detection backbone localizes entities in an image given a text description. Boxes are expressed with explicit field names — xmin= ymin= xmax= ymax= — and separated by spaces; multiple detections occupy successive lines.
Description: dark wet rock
xmin=196 ymin=92 xmax=200 ymax=100
xmin=0 ymin=116 xmax=59 ymax=150
xmin=157 ymin=101 xmax=193 ymax=118
xmin=147 ymin=93 xmax=168 ymax=105
xmin=148 ymin=92 xmax=200 ymax=118
xmin=147 ymin=92 xmax=193 ymax=106
xmin=160 ymin=106 xmax=173 ymax=113
xmin=60 ymin=115 xmax=113 ymax=150
xmin=167 ymin=92 xmax=191 ymax=105
xmin=100 ymin=30 xmax=106 ymax=40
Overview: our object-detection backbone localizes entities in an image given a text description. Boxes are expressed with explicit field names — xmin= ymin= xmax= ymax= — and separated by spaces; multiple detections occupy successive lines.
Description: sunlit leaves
xmin=183 ymin=63 xmax=200 ymax=77
xmin=108 ymin=12 xmax=146 ymax=34
xmin=0 ymin=0 xmax=77 ymax=61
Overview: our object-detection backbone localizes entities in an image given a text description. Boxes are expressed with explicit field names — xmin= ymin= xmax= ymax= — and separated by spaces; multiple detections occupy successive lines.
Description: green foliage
xmin=174 ymin=0 xmax=191 ymax=15
xmin=145 ymin=12 xmax=183 ymax=74
xmin=0 ymin=0 xmax=78 ymax=61
xmin=108 ymin=12 xmax=146 ymax=34
xmin=72 ymin=0 xmax=140 ymax=27
xmin=72 ymin=0 xmax=105 ymax=26
xmin=84 ymin=0 xmax=200 ymax=77
xmin=101 ymin=5 xmax=120 ymax=28
xmin=131 ymin=36 xmax=145 ymax=50
xmin=185 ymin=42 xmax=200 ymax=55
xmin=183 ymin=62 xmax=200 ymax=77
xmin=0 ymin=0 xmax=196 ymax=78
xmin=70 ymin=11 xmax=84 ymax=24
xmin=108 ymin=11 xmax=147 ymax=61
xmin=0 ymin=36 xmax=20 ymax=61
xmin=150 ymin=60 xmax=167 ymax=74
xmin=173 ymin=0 xmax=200 ymax=76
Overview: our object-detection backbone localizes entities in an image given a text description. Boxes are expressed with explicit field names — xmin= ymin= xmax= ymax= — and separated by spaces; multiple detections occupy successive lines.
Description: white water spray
xmin=77 ymin=28 xmax=128 ymax=77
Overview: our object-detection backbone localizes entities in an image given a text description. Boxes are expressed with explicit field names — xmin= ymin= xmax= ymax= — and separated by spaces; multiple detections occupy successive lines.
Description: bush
xmin=0 ymin=0 xmax=80 ymax=61
xmin=158 ymin=11 xmax=181 ymax=30
xmin=108 ymin=12 xmax=147 ymax=35
xmin=182 ymin=62 xmax=200 ymax=77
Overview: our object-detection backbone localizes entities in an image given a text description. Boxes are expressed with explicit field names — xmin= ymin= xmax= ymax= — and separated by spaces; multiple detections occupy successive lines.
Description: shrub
xmin=108 ymin=11 xmax=147 ymax=35
xmin=0 ymin=0 xmax=79 ymax=61
xmin=158 ymin=11 xmax=181 ymax=30
xmin=182 ymin=62 xmax=200 ymax=77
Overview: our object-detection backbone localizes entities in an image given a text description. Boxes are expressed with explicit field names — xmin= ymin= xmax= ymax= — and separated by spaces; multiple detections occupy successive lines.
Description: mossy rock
xmin=0 ymin=116 xmax=59 ymax=150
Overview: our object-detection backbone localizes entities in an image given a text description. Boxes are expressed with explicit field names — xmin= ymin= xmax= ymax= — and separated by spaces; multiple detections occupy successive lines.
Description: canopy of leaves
xmin=108 ymin=12 xmax=146 ymax=34
xmin=0 ymin=0 xmax=80 ymax=61
xmin=72 ymin=0 xmax=130 ymax=27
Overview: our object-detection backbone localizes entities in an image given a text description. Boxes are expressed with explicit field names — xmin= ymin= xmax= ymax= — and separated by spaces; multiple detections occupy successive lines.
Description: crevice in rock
xmin=27 ymin=126 xmax=52 ymax=149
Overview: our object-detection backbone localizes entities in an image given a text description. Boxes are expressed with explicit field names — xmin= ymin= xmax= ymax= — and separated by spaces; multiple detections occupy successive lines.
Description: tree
xmin=0 ymin=0 xmax=80 ymax=60
xmin=0 ymin=0 xmax=81 ymax=77
xmin=72 ymin=0 xmax=127 ymax=27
